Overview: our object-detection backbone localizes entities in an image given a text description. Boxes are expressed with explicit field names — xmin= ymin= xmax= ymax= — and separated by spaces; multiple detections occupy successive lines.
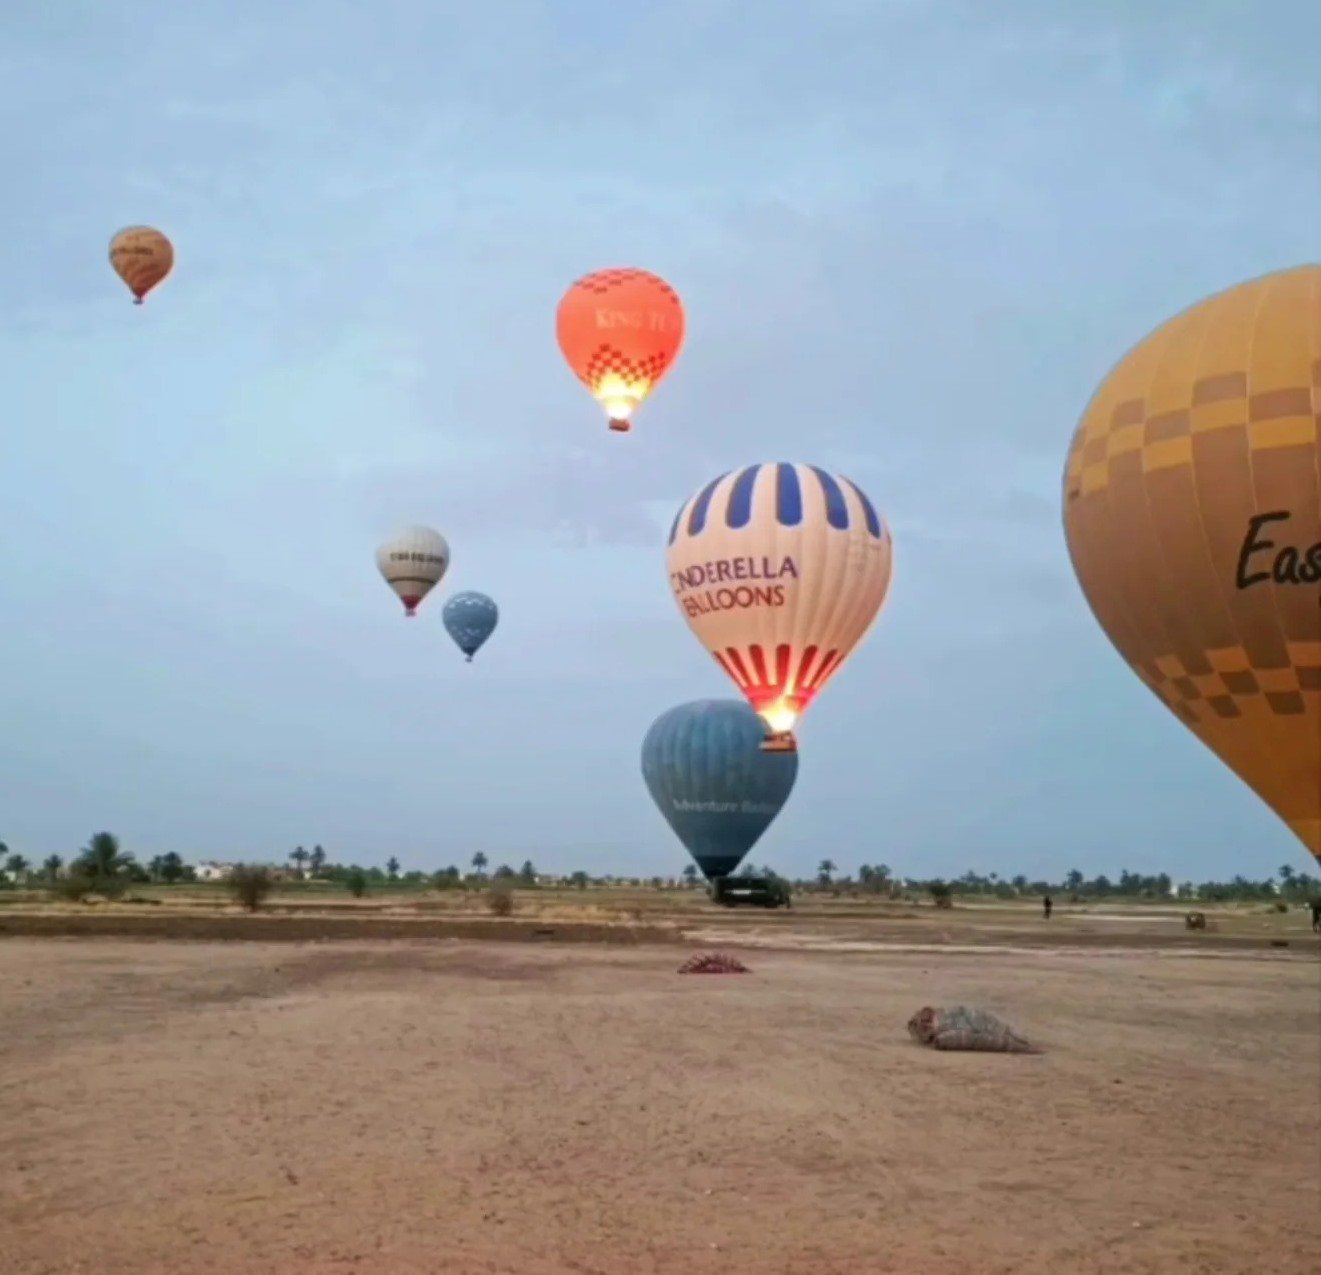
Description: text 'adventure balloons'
xmin=666 ymin=463 xmax=895 ymax=751
xmin=641 ymin=699 xmax=798 ymax=880
xmin=1063 ymin=264 xmax=1321 ymax=862
xmin=109 ymin=226 xmax=174 ymax=305
xmin=375 ymin=526 xmax=450 ymax=617
xmin=555 ymin=268 xmax=685 ymax=432
xmin=442 ymin=591 xmax=499 ymax=662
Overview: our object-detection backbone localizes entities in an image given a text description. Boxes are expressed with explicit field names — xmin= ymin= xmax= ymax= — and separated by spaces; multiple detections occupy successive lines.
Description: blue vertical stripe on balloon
xmin=809 ymin=466 xmax=850 ymax=530
xmin=775 ymin=462 xmax=803 ymax=526
xmin=685 ymin=471 xmax=728 ymax=539
xmin=725 ymin=464 xmax=760 ymax=529
xmin=840 ymin=475 xmax=882 ymax=537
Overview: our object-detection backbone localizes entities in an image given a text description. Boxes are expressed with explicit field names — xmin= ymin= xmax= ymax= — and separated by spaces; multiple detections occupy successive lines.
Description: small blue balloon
xmin=442 ymin=592 xmax=499 ymax=662
xmin=641 ymin=699 xmax=797 ymax=880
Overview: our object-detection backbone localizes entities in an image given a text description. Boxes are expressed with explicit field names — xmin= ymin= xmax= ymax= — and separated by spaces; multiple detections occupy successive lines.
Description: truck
xmin=710 ymin=875 xmax=792 ymax=909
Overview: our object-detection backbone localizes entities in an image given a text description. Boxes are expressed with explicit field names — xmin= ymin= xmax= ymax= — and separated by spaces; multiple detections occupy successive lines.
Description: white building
xmin=194 ymin=861 xmax=235 ymax=882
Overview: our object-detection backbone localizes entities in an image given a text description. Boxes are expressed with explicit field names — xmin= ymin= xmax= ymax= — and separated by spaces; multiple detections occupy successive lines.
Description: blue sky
xmin=1 ymin=1 xmax=1317 ymax=881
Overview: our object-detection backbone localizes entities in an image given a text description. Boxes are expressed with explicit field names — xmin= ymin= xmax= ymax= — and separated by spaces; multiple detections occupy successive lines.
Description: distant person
xmin=1042 ymin=895 xmax=1053 ymax=920
xmin=1310 ymin=900 xmax=1320 ymax=934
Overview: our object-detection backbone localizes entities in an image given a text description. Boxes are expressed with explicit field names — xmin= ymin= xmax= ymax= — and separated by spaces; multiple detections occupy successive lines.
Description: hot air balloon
xmin=442 ymin=591 xmax=499 ymax=662
xmin=1063 ymin=264 xmax=1321 ymax=864
xmin=555 ymin=267 xmax=685 ymax=432
xmin=666 ymin=463 xmax=895 ymax=752
xmin=108 ymin=226 xmax=174 ymax=305
xmin=375 ymin=527 xmax=450 ymax=617
xmin=641 ymin=699 xmax=798 ymax=880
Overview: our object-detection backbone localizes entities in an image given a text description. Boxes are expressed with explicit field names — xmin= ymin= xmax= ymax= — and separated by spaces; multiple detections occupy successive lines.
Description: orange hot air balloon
xmin=555 ymin=268 xmax=685 ymax=433
xmin=1063 ymin=264 xmax=1321 ymax=864
xmin=109 ymin=226 xmax=174 ymax=305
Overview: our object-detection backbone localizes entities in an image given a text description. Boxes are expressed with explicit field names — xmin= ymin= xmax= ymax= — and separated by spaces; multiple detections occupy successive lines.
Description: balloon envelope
xmin=1063 ymin=264 xmax=1321 ymax=862
xmin=375 ymin=527 xmax=450 ymax=617
xmin=442 ymin=591 xmax=499 ymax=661
xmin=555 ymin=268 xmax=685 ymax=431
xmin=109 ymin=226 xmax=173 ymax=304
xmin=641 ymin=699 xmax=798 ymax=879
xmin=665 ymin=463 xmax=894 ymax=742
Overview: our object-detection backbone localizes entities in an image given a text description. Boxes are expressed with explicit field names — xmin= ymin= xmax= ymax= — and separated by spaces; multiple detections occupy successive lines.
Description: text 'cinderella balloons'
xmin=1064 ymin=264 xmax=1320 ymax=862
xmin=641 ymin=699 xmax=798 ymax=880
xmin=666 ymin=463 xmax=895 ymax=752
xmin=375 ymin=526 xmax=450 ymax=617
xmin=555 ymin=268 xmax=685 ymax=433
xmin=442 ymin=592 xmax=499 ymax=662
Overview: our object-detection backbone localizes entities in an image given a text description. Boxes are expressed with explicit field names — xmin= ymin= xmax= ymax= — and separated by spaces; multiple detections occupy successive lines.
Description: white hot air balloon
xmin=665 ymin=463 xmax=894 ymax=752
xmin=376 ymin=526 xmax=450 ymax=617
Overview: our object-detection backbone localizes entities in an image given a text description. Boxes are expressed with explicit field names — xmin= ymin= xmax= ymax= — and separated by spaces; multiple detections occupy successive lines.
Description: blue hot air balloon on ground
xmin=641 ymin=699 xmax=798 ymax=880
xmin=442 ymin=591 xmax=499 ymax=662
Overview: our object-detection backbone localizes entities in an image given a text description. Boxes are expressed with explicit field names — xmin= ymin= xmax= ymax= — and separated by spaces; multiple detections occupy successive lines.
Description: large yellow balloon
xmin=108 ymin=226 xmax=174 ymax=305
xmin=1063 ymin=264 xmax=1320 ymax=863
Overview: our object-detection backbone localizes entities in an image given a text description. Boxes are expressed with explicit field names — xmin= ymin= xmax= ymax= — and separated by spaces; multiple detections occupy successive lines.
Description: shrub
xmin=227 ymin=865 xmax=274 ymax=912
xmin=486 ymin=882 xmax=516 ymax=917
xmin=929 ymin=881 xmax=954 ymax=909
xmin=346 ymin=868 xmax=368 ymax=899
xmin=50 ymin=873 xmax=96 ymax=903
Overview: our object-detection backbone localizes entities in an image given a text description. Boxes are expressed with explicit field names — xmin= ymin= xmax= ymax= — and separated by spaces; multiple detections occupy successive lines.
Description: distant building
xmin=194 ymin=861 xmax=235 ymax=882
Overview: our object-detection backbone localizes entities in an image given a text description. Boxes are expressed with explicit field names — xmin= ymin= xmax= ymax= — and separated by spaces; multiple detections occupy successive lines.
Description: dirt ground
xmin=1 ymin=937 xmax=1317 ymax=1275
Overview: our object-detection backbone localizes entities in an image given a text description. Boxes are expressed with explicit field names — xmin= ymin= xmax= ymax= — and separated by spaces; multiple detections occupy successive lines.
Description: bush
xmin=346 ymin=868 xmax=368 ymax=899
xmin=929 ymin=881 xmax=954 ymax=909
xmin=50 ymin=873 xmax=96 ymax=903
xmin=227 ymin=865 xmax=274 ymax=912
xmin=486 ymin=882 xmax=515 ymax=917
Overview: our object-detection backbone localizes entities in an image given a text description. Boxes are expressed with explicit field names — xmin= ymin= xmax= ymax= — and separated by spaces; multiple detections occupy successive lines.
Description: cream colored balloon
xmin=108 ymin=226 xmax=174 ymax=304
xmin=375 ymin=527 xmax=450 ymax=617
xmin=666 ymin=462 xmax=894 ymax=750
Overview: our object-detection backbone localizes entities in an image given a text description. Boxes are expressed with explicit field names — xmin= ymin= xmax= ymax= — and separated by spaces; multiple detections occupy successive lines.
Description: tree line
xmin=1 ymin=834 xmax=1316 ymax=903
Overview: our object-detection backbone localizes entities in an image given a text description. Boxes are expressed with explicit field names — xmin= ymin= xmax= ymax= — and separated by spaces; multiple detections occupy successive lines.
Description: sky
xmin=0 ymin=0 xmax=1317 ymax=883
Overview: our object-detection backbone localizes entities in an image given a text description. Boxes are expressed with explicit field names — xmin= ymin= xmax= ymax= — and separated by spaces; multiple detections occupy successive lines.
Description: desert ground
xmin=1 ymin=890 xmax=1318 ymax=1274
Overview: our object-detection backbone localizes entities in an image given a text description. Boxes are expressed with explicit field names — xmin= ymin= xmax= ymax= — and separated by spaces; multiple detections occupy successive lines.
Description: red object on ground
xmin=677 ymin=951 xmax=749 ymax=975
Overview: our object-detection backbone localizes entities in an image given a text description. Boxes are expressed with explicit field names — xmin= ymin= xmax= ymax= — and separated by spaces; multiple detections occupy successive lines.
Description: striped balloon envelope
xmin=666 ymin=463 xmax=894 ymax=751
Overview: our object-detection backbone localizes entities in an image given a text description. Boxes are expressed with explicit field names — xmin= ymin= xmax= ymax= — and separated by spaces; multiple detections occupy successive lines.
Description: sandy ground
xmin=1 ymin=937 xmax=1317 ymax=1275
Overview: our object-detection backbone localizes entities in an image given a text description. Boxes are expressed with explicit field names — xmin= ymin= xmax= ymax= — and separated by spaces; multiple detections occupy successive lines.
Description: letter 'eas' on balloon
xmin=641 ymin=699 xmax=798 ymax=880
xmin=1063 ymin=264 xmax=1321 ymax=863
xmin=109 ymin=226 xmax=174 ymax=305
xmin=375 ymin=527 xmax=450 ymax=617
xmin=666 ymin=463 xmax=895 ymax=752
xmin=555 ymin=268 xmax=685 ymax=433
xmin=442 ymin=591 xmax=499 ymax=662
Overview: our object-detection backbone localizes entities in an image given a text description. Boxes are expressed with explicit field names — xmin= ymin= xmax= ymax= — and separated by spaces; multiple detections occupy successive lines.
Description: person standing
xmin=1043 ymin=895 xmax=1053 ymax=920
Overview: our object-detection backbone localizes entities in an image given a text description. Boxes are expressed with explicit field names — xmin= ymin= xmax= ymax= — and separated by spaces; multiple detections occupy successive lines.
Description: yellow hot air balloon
xmin=1063 ymin=264 xmax=1321 ymax=863
xmin=108 ymin=226 xmax=174 ymax=305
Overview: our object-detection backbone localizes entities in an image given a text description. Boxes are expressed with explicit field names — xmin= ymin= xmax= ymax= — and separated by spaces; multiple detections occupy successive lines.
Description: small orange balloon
xmin=109 ymin=226 xmax=174 ymax=305
xmin=555 ymin=268 xmax=685 ymax=432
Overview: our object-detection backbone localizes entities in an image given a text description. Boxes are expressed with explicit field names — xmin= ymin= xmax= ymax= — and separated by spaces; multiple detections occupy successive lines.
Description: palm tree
xmin=309 ymin=845 xmax=326 ymax=877
xmin=290 ymin=846 xmax=309 ymax=877
xmin=5 ymin=854 xmax=30 ymax=882
xmin=682 ymin=864 xmax=698 ymax=887
xmin=386 ymin=856 xmax=400 ymax=879
xmin=77 ymin=832 xmax=133 ymax=881
xmin=817 ymin=859 xmax=836 ymax=887
xmin=471 ymin=851 xmax=488 ymax=877
xmin=43 ymin=854 xmax=63 ymax=881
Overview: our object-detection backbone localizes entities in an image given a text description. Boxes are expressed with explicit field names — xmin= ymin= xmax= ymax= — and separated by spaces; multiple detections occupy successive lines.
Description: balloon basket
xmin=759 ymin=731 xmax=797 ymax=754
xmin=607 ymin=418 xmax=631 ymax=432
